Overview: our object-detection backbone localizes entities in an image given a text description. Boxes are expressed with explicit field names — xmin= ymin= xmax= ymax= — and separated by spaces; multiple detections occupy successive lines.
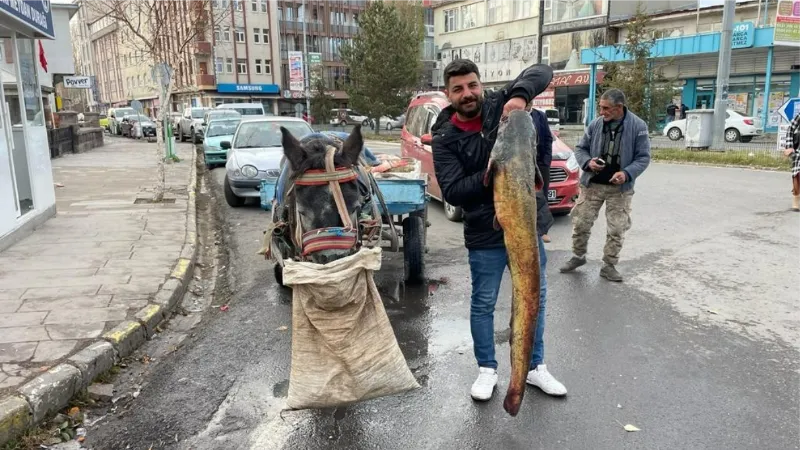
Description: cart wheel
xmin=403 ymin=216 xmax=425 ymax=284
xmin=273 ymin=264 xmax=285 ymax=287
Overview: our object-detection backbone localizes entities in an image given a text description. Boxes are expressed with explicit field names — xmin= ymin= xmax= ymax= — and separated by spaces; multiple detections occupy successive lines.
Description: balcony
xmin=194 ymin=41 xmax=212 ymax=55
xmin=196 ymin=74 xmax=216 ymax=88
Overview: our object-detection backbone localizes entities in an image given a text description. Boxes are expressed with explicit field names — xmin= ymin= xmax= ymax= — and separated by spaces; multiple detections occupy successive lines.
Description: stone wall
xmin=49 ymin=111 xmax=105 ymax=158
xmin=74 ymin=128 xmax=104 ymax=153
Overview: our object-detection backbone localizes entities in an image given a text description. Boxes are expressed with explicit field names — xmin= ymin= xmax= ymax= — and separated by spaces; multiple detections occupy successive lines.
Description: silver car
xmin=221 ymin=117 xmax=314 ymax=207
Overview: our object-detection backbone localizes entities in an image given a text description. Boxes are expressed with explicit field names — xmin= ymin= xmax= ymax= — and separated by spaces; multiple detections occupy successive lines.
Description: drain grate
xmin=134 ymin=197 xmax=176 ymax=204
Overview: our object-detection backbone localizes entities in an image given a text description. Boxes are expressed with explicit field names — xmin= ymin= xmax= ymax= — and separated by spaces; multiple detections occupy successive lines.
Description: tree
xmin=599 ymin=3 xmax=679 ymax=132
xmin=309 ymin=67 xmax=334 ymax=126
xmin=339 ymin=0 xmax=425 ymax=134
xmin=84 ymin=0 xmax=229 ymax=201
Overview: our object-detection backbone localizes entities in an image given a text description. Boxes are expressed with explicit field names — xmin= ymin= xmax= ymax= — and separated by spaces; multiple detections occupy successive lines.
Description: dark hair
xmin=443 ymin=59 xmax=481 ymax=88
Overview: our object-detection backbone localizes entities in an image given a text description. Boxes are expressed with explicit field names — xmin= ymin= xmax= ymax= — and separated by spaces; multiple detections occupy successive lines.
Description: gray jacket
xmin=573 ymin=107 xmax=651 ymax=192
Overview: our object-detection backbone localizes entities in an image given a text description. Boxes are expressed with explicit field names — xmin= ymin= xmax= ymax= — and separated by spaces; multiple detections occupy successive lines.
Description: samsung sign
xmin=0 ymin=0 xmax=54 ymax=39
xmin=216 ymin=83 xmax=280 ymax=94
xmin=64 ymin=76 xmax=92 ymax=89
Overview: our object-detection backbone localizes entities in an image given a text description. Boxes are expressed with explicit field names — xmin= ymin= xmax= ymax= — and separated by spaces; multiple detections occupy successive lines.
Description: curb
xmin=0 ymin=147 xmax=200 ymax=446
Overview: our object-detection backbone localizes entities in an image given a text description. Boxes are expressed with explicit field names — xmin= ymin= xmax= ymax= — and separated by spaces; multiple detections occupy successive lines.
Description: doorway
xmin=696 ymin=90 xmax=714 ymax=109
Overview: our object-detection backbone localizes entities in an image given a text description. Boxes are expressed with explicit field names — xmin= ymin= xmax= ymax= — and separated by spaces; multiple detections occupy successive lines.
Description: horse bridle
xmin=265 ymin=146 xmax=382 ymax=262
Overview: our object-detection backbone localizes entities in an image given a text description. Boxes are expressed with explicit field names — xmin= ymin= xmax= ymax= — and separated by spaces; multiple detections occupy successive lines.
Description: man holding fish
xmin=431 ymin=59 xmax=567 ymax=407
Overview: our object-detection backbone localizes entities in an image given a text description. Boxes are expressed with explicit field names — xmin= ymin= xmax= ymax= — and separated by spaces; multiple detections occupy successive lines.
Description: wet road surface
xmin=84 ymin=149 xmax=799 ymax=450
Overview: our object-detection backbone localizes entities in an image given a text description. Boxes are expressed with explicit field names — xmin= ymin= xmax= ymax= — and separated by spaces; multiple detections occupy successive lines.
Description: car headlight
xmin=241 ymin=165 xmax=258 ymax=178
xmin=566 ymin=154 xmax=580 ymax=172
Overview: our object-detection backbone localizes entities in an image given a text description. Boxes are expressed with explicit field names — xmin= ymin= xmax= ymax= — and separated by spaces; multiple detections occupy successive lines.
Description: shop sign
xmin=531 ymin=88 xmax=555 ymax=109
xmin=217 ymin=83 xmax=280 ymax=94
xmin=731 ymin=21 xmax=754 ymax=49
xmin=774 ymin=0 xmax=800 ymax=47
xmin=0 ymin=0 xmax=54 ymax=38
xmin=63 ymin=76 xmax=92 ymax=89
xmin=549 ymin=71 xmax=605 ymax=88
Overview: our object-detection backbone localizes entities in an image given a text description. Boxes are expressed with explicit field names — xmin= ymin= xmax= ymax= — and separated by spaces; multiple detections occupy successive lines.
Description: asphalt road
xmin=84 ymin=142 xmax=798 ymax=450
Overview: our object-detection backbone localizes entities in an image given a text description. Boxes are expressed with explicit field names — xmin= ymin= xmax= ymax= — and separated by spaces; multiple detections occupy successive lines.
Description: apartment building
xmin=433 ymin=0 xmax=539 ymax=91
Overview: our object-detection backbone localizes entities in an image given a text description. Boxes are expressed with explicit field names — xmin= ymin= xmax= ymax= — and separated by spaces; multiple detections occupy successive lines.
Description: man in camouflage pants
xmin=560 ymin=89 xmax=651 ymax=282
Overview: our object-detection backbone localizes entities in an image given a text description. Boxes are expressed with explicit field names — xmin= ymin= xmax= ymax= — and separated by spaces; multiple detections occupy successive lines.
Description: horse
xmin=270 ymin=125 xmax=382 ymax=266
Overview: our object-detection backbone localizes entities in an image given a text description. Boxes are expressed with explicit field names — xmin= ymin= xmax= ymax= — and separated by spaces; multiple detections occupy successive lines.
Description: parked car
xmin=663 ymin=109 xmax=762 ymax=143
xmin=400 ymin=92 xmax=580 ymax=221
xmin=177 ymin=107 xmax=211 ymax=144
xmin=198 ymin=109 xmax=241 ymax=139
xmin=108 ymin=107 xmax=137 ymax=135
xmin=202 ymin=116 xmax=241 ymax=169
xmin=537 ymin=107 xmax=561 ymax=134
xmin=216 ymin=102 xmax=266 ymax=117
xmin=99 ymin=114 xmax=109 ymax=130
xmin=132 ymin=116 xmax=157 ymax=139
xmin=221 ymin=117 xmax=314 ymax=207
xmin=330 ymin=108 xmax=369 ymax=127
xmin=370 ymin=115 xmax=405 ymax=131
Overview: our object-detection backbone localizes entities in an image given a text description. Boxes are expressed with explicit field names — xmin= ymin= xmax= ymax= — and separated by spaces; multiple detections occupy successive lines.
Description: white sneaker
xmin=526 ymin=364 xmax=567 ymax=396
xmin=470 ymin=367 xmax=498 ymax=401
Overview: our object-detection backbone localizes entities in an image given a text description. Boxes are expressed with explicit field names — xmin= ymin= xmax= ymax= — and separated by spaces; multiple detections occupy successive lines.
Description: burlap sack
xmin=282 ymin=247 xmax=420 ymax=409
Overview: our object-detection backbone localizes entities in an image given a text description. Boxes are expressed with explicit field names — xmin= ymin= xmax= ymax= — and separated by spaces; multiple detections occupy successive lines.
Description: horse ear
xmin=341 ymin=125 xmax=364 ymax=166
xmin=280 ymin=126 xmax=305 ymax=169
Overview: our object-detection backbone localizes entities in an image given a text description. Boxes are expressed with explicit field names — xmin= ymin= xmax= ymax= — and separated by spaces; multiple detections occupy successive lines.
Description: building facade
xmin=0 ymin=1 xmax=57 ymax=248
xmin=434 ymin=0 xmax=539 ymax=91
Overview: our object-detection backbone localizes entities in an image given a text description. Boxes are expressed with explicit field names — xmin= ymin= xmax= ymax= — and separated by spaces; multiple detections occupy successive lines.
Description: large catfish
xmin=484 ymin=109 xmax=544 ymax=417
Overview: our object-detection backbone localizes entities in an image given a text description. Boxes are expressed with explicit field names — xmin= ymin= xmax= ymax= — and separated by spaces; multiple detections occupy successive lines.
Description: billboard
xmin=64 ymin=76 xmax=92 ymax=89
xmin=288 ymin=51 xmax=304 ymax=92
xmin=775 ymin=0 xmax=800 ymax=47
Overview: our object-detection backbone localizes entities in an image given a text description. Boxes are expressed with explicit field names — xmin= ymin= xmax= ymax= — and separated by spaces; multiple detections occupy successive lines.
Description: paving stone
xmin=0 ymin=299 xmax=22 ymax=313
xmin=0 ymin=376 xmax=26 ymax=389
xmin=31 ymin=341 xmax=79 ymax=362
xmin=0 ymin=395 xmax=32 ymax=444
xmin=0 ymin=343 xmax=37 ymax=363
xmin=0 ymin=259 xmax=104 ymax=271
xmin=67 ymin=341 xmax=116 ymax=387
xmin=103 ymin=259 xmax=170 ymax=269
xmin=0 ymin=326 xmax=49 ymax=344
xmin=1 ymin=364 xmax=37 ymax=378
xmin=108 ymin=296 xmax=150 ymax=309
xmin=87 ymin=383 xmax=114 ymax=402
xmin=0 ymin=290 xmax=25 ymax=301
xmin=98 ymin=282 xmax=160 ymax=296
xmin=22 ymin=285 xmax=101 ymax=300
xmin=18 ymin=295 xmax=113 ymax=312
xmin=0 ymin=312 xmax=47 ymax=327
xmin=0 ymin=275 xmax=131 ymax=290
xmin=46 ymin=323 xmax=105 ymax=340
xmin=43 ymin=307 xmax=127 ymax=325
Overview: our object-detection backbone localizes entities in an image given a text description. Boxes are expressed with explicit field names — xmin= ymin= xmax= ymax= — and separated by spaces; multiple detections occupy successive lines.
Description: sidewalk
xmin=0 ymin=137 xmax=197 ymax=440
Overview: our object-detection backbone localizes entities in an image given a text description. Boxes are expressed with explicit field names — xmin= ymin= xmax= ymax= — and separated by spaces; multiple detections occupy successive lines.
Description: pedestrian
xmin=559 ymin=89 xmax=651 ymax=282
xmin=530 ymin=104 xmax=554 ymax=242
xmin=666 ymin=103 xmax=677 ymax=123
xmin=680 ymin=103 xmax=688 ymax=119
xmin=783 ymin=112 xmax=800 ymax=211
xmin=431 ymin=59 xmax=567 ymax=402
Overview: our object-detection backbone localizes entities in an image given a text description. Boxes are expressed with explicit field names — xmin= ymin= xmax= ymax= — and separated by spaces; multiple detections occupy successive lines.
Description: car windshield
xmin=116 ymin=109 xmax=136 ymax=117
xmin=546 ymin=110 xmax=559 ymax=120
xmin=191 ymin=109 xmax=206 ymax=119
xmin=233 ymin=121 xmax=313 ymax=149
xmin=207 ymin=119 xmax=240 ymax=137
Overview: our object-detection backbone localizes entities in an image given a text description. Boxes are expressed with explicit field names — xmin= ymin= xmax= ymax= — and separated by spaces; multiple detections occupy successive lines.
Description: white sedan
xmin=221 ymin=117 xmax=314 ymax=207
xmin=663 ymin=109 xmax=762 ymax=143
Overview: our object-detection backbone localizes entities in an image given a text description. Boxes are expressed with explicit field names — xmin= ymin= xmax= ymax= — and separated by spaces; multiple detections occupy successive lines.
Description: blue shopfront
xmin=204 ymin=83 xmax=280 ymax=114
xmin=581 ymin=25 xmax=800 ymax=132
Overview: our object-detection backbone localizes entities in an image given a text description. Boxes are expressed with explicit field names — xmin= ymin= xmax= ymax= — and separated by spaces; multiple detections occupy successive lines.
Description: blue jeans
xmin=467 ymin=237 xmax=548 ymax=370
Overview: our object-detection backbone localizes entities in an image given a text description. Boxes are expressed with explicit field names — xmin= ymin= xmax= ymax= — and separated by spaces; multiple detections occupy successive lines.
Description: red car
xmin=400 ymin=92 xmax=580 ymax=222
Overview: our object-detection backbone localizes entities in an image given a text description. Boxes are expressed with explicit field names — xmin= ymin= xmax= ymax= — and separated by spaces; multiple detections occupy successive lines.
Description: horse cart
xmin=259 ymin=152 xmax=429 ymax=284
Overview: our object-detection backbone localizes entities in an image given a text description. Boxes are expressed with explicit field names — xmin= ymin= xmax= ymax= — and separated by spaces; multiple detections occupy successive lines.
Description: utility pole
xmin=301 ymin=0 xmax=310 ymax=115
xmin=712 ymin=0 xmax=735 ymax=150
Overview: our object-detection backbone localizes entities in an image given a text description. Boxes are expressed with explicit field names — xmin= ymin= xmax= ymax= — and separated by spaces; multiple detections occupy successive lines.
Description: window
xmin=222 ymin=27 xmax=231 ymax=41
xmin=262 ymin=29 xmax=269 ymax=43
xmin=235 ymin=0 xmax=243 ymax=11
xmin=253 ymin=28 xmax=260 ymax=43
xmin=225 ymin=58 xmax=233 ymax=73
xmin=255 ymin=59 xmax=263 ymax=74
xmin=263 ymin=60 xmax=271 ymax=74
xmin=541 ymin=36 xmax=550 ymax=65
xmin=236 ymin=27 xmax=245 ymax=42
xmin=214 ymin=27 xmax=220 ymax=41
xmin=444 ymin=8 xmax=457 ymax=32
xmin=460 ymin=4 xmax=477 ymax=29
xmin=215 ymin=57 xmax=224 ymax=73
xmin=261 ymin=0 xmax=267 ymax=12
xmin=487 ymin=0 xmax=511 ymax=24
xmin=513 ymin=0 xmax=533 ymax=20
xmin=237 ymin=59 xmax=247 ymax=74
xmin=251 ymin=0 xmax=257 ymax=11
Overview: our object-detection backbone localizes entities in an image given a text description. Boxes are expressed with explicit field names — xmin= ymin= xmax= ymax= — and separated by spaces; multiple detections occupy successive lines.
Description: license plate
xmin=547 ymin=189 xmax=557 ymax=200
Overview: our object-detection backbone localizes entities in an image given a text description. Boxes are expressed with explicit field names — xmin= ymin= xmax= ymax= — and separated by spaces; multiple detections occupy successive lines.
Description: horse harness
xmin=264 ymin=146 xmax=383 ymax=262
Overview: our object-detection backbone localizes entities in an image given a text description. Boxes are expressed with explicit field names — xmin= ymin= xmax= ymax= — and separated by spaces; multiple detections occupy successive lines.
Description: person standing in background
xmin=784 ymin=112 xmax=800 ymax=211
xmin=531 ymin=105 xmax=554 ymax=242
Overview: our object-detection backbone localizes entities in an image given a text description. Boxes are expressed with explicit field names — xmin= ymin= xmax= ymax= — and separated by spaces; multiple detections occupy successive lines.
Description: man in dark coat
xmin=432 ymin=59 xmax=566 ymax=402
xmin=531 ymin=106 xmax=554 ymax=242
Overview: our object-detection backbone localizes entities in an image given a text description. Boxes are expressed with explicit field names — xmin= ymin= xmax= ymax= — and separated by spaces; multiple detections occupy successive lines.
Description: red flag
xmin=38 ymin=40 xmax=48 ymax=73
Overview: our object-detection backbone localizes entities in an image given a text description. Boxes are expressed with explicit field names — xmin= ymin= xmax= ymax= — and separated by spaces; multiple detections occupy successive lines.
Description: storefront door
xmin=696 ymin=91 xmax=714 ymax=109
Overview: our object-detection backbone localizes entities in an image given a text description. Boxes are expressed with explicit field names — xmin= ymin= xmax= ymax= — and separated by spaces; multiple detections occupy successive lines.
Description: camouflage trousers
xmin=570 ymin=183 xmax=634 ymax=266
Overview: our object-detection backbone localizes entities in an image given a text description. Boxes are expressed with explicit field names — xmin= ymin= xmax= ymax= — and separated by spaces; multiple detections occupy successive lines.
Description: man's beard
xmin=454 ymin=95 xmax=483 ymax=119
